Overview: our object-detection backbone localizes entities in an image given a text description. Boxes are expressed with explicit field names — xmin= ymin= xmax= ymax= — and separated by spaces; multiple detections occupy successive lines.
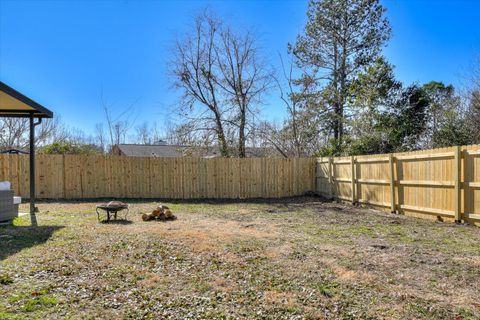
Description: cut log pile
xmin=142 ymin=204 xmax=177 ymax=222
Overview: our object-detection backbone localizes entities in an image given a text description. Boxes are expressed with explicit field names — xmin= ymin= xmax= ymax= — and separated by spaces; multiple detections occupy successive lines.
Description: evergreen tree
xmin=293 ymin=0 xmax=391 ymax=151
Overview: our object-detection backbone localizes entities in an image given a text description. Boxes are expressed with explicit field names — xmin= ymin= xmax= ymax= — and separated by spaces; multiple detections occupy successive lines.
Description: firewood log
xmin=142 ymin=213 xmax=154 ymax=221
xmin=156 ymin=211 xmax=166 ymax=221
xmin=164 ymin=209 xmax=173 ymax=219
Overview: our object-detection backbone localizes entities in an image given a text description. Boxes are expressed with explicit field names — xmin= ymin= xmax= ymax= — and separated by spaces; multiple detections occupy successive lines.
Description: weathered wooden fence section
xmin=316 ymin=144 xmax=480 ymax=224
xmin=0 ymin=155 xmax=315 ymax=199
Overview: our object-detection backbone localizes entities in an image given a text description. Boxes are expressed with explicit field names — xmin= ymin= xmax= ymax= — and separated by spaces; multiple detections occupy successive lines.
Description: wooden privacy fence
xmin=0 ymin=155 xmax=315 ymax=199
xmin=316 ymin=144 xmax=480 ymax=224
xmin=2 ymin=145 xmax=479 ymax=224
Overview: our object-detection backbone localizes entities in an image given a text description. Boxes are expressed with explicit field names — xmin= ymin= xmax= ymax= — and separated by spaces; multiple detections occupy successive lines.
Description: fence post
xmin=454 ymin=146 xmax=462 ymax=223
xmin=389 ymin=154 xmax=396 ymax=213
xmin=328 ymin=157 xmax=334 ymax=200
xmin=351 ymin=156 xmax=355 ymax=204
xmin=62 ymin=154 xmax=66 ymax=199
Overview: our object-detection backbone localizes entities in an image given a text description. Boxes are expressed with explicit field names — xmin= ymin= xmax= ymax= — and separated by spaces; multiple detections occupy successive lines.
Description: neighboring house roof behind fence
xmin=114 ymin=144 xmax=186 ymax=157
xmin=0 ymin=148 xmax=29 ymax=154
xmin=113 ymin=144 xmax=284 ymax=158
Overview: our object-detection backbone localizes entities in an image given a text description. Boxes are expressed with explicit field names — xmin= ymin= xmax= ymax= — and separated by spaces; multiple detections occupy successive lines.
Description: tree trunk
xmin=338 ymin=23 xmax=348 ymax=146
xmin=332 ymin=40 xmax=341 ymax=145
xmin=333 ymin=102 xmax=340 ymax=141
xmin=214 ymin=115 xmax=229 ymax=157
xmin=238 ymin=106 xmax=246 ymax=158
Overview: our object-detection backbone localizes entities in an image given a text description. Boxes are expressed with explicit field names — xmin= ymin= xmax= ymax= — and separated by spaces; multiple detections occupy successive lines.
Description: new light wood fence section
xmin=0 ymin=155 xmax=315 ymax=200
xmin=2 ymin=145 xmax=479 ymax=225
xmin=316 ymin=144 xmax=480 ymax=224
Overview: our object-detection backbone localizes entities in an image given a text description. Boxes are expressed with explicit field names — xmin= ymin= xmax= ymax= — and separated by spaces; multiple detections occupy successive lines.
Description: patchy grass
xmin=1 ymin=197 xmax=479 ymax=319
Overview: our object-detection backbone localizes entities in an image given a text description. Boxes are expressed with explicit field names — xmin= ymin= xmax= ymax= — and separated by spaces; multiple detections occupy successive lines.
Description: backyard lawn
xmin=1 ymin=197 xmax=479 ymax=319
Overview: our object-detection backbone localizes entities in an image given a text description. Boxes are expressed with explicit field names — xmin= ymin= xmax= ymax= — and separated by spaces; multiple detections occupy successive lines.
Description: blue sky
xmin=1 ymin=0 xmax=479 ymax=139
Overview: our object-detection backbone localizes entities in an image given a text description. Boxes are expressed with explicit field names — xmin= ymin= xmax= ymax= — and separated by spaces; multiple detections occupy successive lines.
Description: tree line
xmin=1 ymin=0 xmax=479 ymax=156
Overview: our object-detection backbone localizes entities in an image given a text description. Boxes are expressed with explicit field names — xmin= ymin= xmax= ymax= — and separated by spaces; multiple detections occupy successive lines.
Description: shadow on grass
xmin=99 ymin=219 xmax=133 ymax=225
xmin=0 ymin=225 xmax=63 ymax=261
xmin=29 ymin=195 xmax=325 ymax=206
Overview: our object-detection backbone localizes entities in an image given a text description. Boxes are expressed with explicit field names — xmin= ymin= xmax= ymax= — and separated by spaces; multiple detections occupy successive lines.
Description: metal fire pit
xmin=96 ymin=201 xmax=129 ymax=222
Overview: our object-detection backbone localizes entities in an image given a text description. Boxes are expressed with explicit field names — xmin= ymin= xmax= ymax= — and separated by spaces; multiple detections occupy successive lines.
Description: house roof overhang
xmin=0 ymin=81 xmax=54 ymax=118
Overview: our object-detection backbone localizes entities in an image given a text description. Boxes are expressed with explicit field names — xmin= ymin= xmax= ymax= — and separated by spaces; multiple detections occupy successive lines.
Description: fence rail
xmin=316 ymin=144 xmax=480 ymax=224
xmin=0 ymin=155 xmax=315 ymax=199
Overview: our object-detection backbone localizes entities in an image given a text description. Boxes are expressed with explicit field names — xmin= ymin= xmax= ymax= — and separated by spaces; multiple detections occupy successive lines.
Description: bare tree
xmin=95 ymin=123 xmax=107 ymax=153
xmin=171 ymin=11 xmax=231 ymax=156
xmin=253 ymin=121 xmax=289 ymax=158
xmin=170 ymin=10 xmax=272 ymax=157
xmin=273 ymin=54 xmax=309 ymax=157
xmin=101 ymin=95 xmax=139 ymax=149
xmin=0 ymin=118 xmax=28 ymax=149
xmin=0 ymin=117 xmax=66 ymax=150
xmin=213 ymin=26 xmax=273 ymax=157
xmin=255 ymin=52 xmax=330 ymax=158
xmin=135 ymin=122 xmax=151 ymax=144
